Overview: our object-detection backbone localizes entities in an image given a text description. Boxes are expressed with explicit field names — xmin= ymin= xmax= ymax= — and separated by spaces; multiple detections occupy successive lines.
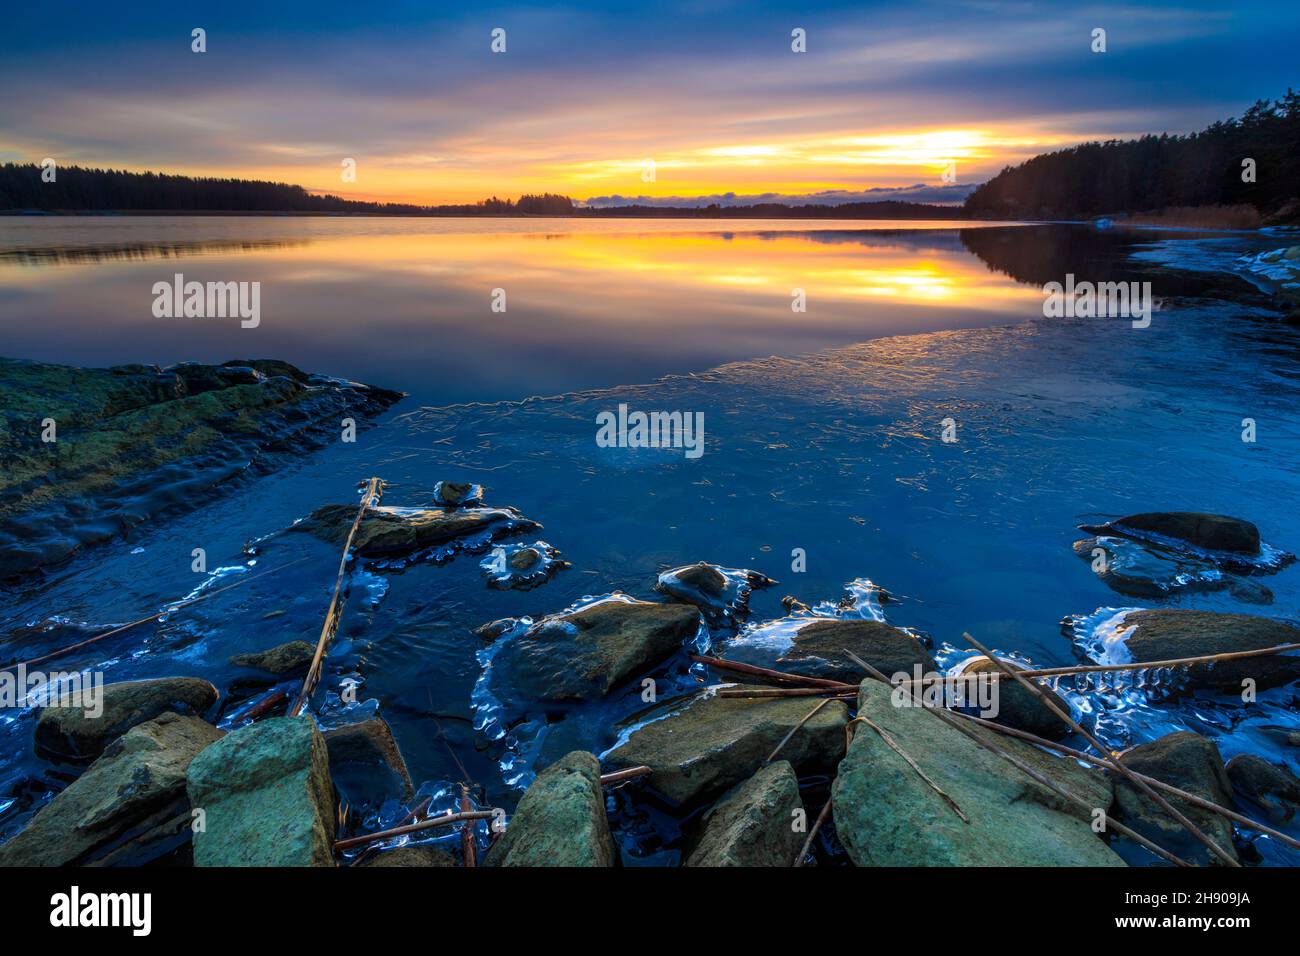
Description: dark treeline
xmin=964 ymin=91 xmax=1300 ymax=221
xmin=583 ymin=200 xmax=958 ymax=219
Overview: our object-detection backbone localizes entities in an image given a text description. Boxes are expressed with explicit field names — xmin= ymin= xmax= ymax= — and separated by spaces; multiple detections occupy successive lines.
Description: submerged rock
xmin=952 ymin=656 xmax=1073 ymax=740
xmin=0 ymin=713 xmax=223 ymax=866
xmin=1113 ymin=731 xmax=1238 ymax=866
xmin=432 ymin=480 xmax=483 ymax=508
xmin=0 ymin=357 xmax=401 ymax=578
xmin=1073 ymin=535 xmax=1279 ymax=602
xmin=655 ymin=562 xmax=776 ymax=623
xmin=323 ymin=717 xmax=414 ymax=806
xmin=484 ymin=751 xmax=615 ymax=867
xmin=187 ymin=715 xmax=336 ymax=867
xmin=685 ymin=761 xmax=804 ymax=867
xmin=229 ymin=640 xmax=316 ymax=676
xmin=1118 ymin=609 xmax=1300 ymax=692
xmin=35 ymin=676 xmax=219 ymax=762
xmin=832 ymin=679 xmax=1121 ymax=867
xmin=294 ymin=503 xmax=539 ymax=557
xmin=605 ymin=692 xmax=847 ymax=808
xmin=778 ymin=619 xmax=935 ymax=684
xmin=357 ymin=844 xmax=456 ymax=867
xmin=480 ymin=540 xmax=570 ymax=590
xmin=489 ymin=597 xmax=700 ymax=702
xmin=1225 ymin=754 xmax=1300 ymax=822
xmin=1079 ymin=512 xmax=1261 ymax=555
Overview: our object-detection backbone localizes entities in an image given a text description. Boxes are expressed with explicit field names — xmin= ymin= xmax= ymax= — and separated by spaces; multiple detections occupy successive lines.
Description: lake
xmin=1 ymin=216 xmax=1298 ymax=866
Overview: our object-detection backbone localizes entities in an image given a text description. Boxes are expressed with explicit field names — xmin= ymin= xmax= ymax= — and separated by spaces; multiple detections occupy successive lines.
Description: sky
xmin=1 ymin=1 xmax=1296 ymax=206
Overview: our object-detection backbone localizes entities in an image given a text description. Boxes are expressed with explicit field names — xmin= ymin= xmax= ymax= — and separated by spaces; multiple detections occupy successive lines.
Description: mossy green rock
xmin=1120 ymin=609 xmax=1300 ymax=691
xmin=1114 ymin=731 xmax=1237 ymax=866
xmin=187 ymin=716 xmax=336 ymax=867
xmin=685 ymin=761 xmax=804 ymax=867
xmin=832 ymin=679 xmax=1122 ymax=866
xmin=294 ymin=504 xmax=538 ymax=557
xmin=0 ymin=357 xmax=400 ymax=578
xmin=0 ymin=713 xmax=223 ymax=866
xmin=357 ymin=844 xmax=456 ymax=867
xmin=777 ymin=619 xmax=936 ymax=684
xmin=605 ymin=692 xmax=847 ymax=808
xmin=35 ymin=676 xmax=219 ymax=762
xmin=230 ymin=640 xmax=316 ymax=676
xmin=494 ymin=598 xmax=701 ymax=701
xmin=484 ymin=751 xmax=615 ymax=867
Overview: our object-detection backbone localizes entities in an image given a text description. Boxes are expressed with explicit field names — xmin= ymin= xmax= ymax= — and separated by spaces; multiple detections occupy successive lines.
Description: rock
xmin=832 ymin=679 xmax=1122 ymax=866
xmin=230 ymin=640 xmax=316 ymax=676
xmin=186 ymin=716 xmax=336 ymax=867
xmin=1080 ymin=512 xmax=1261 ymax=555
xmin=674 ymin=563 xmax=728 ymax=596
xmin=685 ymin=761 xmax=804 ymax=867
xmin=35 ymin=677 xmax=219 ymax=762
xmin=656 ymin=562 xmax=776 ymax=621
xmin=323 ymin=718 xmax=415 ymax=806
xmin=356 ymin=844 xmax=456 ymax=867
xmin=0 ymin=357 xmax=401 ymax=578
xmin=510 ymin=547 xmax=542 ymax=571
xmin=0 ymin=713 xmax=223 ymax=866
xmin=1225 ymin=754 xmax=1300 ymax=822
xmin=778 ymin=619 xmax=936 ymax=685
xmin=1113 ymin=731 xmax=1238 ymax=866
xmin=490 ymin=598 xmax=700 ymax=701
xmin=432 ymin=481 xmax=481 ymax=508
xmin=605 ymin=692 xmax=847 ymax=808
xmin=294 ymin=503 xmax=538 ymax=557
xmin=484 ymin=752 xmax=615 ymax=867
xmin=955 ymin=656 xmax=1073 ymax=740
xmin=1119 ymin=609 xmax=1300 ymax=692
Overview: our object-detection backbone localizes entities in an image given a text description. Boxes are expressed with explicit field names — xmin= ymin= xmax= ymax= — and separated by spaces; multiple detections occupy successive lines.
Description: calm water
xmin=1 ymin=217 xmax=1297 ymax=865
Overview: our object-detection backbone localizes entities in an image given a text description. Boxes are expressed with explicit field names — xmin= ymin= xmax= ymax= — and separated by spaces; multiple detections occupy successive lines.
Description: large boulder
xmin=685 ymin=761 xmax=804 ymax=867
xmin=484 ymin=751 xmax=615 ymax=867
xmin=323 ymin=718 xmax=414 ymax=806
xmin=1080 ymin=512 xmax=1261 ymax=555
xmin=832 ymin=679 xmax=1122 ymax=866
xmin=1118 ymin=609 xmax=1300 ymax=692
xmin=491 ymin=598 xmax=700 ymax=701
xmin=293 ymin=504 xmax=538 ymax=557
xmin=0 ymin=713 xmax=223 ymax=866
xmin=35 ymin=677 xmax=219 ymax=762
xmin=230 ymin=641 xmax=316 ymax=676
xmin=186 ymin=716 xmax=336 ymax=867
xmin=1225 ymin=754 xmax=1300 ymax=822
xmin=605 ymin=692 xmax=847 ymax=809
xmin=955 ymin=656 xmax=1073 ymax=740
xmin=777 ymin=619 xmax=935 ymax=684
xmin=1113 ymin=731 xmax=1238 ymax=867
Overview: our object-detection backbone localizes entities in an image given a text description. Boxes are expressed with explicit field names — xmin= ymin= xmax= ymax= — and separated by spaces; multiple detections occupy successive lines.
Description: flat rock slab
xmin=294 ymin=504 xmax=538 ymax=557
xmin=36 ymin=676 xmax=219 ymax=762
xmin=493 ymin=598 xmax=700 ymax=701
xmin=187 ymin=715 xmax=336 ymax=867
xmin=484 ymin=751 xmax=615 ymax=867
xmin=1114 ymin=731 xmax=1238 ymax=866
xmin=778 ymin=619 xmax=936 ymax=684
xmin=832 ymin=679 xmax=1122 ymax=866
xmin=323 ymin=717 xmax=414 ymax=806
xmin=0 ymin=713 xmax=223 ymax=866
xmin=230 ymin=640 xmax=316 ymax=676
xmin=1120 ymin=609 xmax=1300 ymax=691
xmin=685 ymin=760 xmax=804 ymax=867
xmin=1081 ymin=512 xmax=1261 ymax=554
xmin=605 ymin=692 xmax=848 ymax=809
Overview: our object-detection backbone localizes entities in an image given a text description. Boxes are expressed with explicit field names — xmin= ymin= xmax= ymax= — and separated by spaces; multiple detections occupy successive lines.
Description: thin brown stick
xmin=1016 ymin=642 xmax=1300 ymax=679
xmin=961 ymin=633 xmax=1237 ymax=867
xmin=944 ymin=708 xmax=1300 ymax=852
xmin=793 ymin=796 xmax=833 ymax=868
xmin=691 ymin=654 xmax=854 ymax=690
xmin=849 ymin=714 xmax=969 ymax=823
xmin=460 ymin=785 xmax=476 ymax=868
xmin=237 ymin=688 xmax=287 ymax=722
xmin=291 ymin=478 xmax=383 ymax=718
xmin=334 ymin=809 xmax=498 ymax=852
xmin=717 ymin=686 xmax=856 ymax=699
xmin=3 ymin=557 xmax=311 ymax=672
xmin=599 ymin=766 xmax=652 ymax=786
xmin=845 ymin=650 xmax=1192 ymax=867
xmin=767 ymin=697 xmax=836 ymax=764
